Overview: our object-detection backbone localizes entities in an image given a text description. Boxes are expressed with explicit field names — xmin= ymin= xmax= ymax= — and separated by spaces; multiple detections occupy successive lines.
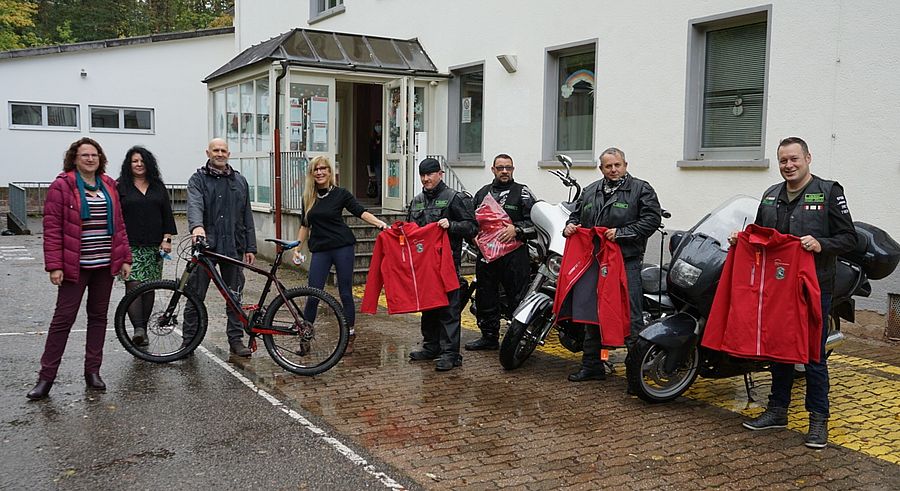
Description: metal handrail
xmin=8 ymin=183 xmax=27 ymax=232
xmin=427 ymin=154 xmax=468 ymax=194
xmin=9 ymin=181 xmax=188 ymax=215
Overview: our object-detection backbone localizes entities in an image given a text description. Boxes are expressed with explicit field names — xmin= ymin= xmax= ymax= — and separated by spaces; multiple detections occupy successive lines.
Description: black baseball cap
xmin=418 ymin=158 xmax=442 ymax=175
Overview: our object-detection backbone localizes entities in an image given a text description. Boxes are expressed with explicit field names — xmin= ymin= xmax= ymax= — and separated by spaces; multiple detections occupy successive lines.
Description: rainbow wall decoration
xmin=560 ymin=69 xmax=595 ymax=99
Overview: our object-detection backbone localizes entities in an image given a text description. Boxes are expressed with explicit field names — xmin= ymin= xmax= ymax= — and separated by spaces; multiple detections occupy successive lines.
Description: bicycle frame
xmin=175 ymin=242 xmax=305 ymax=338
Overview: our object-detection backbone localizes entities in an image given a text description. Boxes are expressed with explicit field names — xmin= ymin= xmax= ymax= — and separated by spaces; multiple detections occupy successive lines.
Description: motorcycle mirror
xmin=556 ymin=154 xmax=573 ymax=173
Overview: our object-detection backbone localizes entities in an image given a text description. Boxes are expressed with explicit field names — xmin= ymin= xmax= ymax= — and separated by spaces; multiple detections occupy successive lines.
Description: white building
xmin=0 ymin=28 xmax=234 ymax=185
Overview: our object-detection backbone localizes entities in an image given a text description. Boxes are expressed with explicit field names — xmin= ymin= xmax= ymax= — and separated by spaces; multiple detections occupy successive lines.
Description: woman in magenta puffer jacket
xmin=27 ymin=137 xmax=132 ymax=400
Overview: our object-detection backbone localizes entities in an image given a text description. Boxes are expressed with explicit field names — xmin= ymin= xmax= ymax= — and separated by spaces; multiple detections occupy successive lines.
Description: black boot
xmin=85 ymin=373 xmax=107 ymax=391
xmin=567 ymin=367 xmax=606 ymax=382
xmin=26 ymin=380 xmax=53 ymax=400
xmin=464 ymin=336 xmax=499 ymax=351
xmin=805 ymin=412 xmax=829 ymax=449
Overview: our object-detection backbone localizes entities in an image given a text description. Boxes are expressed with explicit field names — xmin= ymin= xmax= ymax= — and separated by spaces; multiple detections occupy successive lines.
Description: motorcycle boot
xmin=742 ymin=406 xmax=788 ymax=430
xmin=465 ymin=336 xmax=499 ymax=351
xmin=568 ymin=367 xmax=606 ymax=382
xmin=805 ymin=412 xmax=829 ymax=448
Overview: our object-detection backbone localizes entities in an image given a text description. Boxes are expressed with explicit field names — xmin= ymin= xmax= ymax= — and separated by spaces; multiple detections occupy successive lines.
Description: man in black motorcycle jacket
xmin=406 ymin=158 xmax=477 ymax=371
xmin=465 ymin=154 xmax=537 ymax=351
xmin=563 ymin=147 xmax=662 ymax=383
xmin=737 ymin=137 xmax=857 ymax=449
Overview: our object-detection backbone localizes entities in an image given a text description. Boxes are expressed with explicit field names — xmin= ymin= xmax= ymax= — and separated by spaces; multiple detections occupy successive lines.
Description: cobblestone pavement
xmin=191 ymin=249 xmax=900 ymax=490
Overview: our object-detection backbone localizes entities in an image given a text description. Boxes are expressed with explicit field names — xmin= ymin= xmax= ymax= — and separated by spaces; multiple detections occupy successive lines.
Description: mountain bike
xmin=113 ymin=237 xmax=348 ymax=376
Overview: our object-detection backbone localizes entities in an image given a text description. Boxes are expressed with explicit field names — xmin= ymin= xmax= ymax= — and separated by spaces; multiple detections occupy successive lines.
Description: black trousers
xmin=421 ymin=288 xmax=462 ymax=361
xmin=474 ymin=246 xmax=530 ymax=338
xmin=581 ymin=258 xmax=643 ymax=370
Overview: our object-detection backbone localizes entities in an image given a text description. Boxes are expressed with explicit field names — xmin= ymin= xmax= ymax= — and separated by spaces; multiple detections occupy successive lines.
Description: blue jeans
xmin=768 ymin=294 xmax=832 ymax=416
xmin=304 ymin=244 xmax=356 ymax=330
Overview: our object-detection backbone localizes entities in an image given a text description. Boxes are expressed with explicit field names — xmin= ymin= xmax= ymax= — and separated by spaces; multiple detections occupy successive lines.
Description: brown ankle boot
xmin=345 ymin=333 xmax=356 ymax=355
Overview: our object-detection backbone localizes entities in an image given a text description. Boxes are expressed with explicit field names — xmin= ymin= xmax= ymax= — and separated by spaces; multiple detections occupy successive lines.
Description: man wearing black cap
xmin=407 ymin=157 xmax=477 ymax=371
xmin=466 ymin=153 xmax=537 ymax=351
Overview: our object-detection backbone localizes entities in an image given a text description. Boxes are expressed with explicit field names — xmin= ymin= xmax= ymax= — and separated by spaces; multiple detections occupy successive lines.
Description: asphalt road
xmin=0 ymin=234 xmax=419 ymax=490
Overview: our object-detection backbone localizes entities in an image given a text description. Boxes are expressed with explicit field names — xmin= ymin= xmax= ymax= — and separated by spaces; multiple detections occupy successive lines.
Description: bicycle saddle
xmin=266 ymin=238 xmax=301 ymax=250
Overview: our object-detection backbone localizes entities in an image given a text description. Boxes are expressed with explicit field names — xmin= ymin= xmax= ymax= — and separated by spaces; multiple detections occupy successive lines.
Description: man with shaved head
xmin=183 ymin=138 xmax=257 ymax=357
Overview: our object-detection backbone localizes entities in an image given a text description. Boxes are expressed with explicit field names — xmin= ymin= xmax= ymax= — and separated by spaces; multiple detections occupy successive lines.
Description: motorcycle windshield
xmin=686 ymin=195 xmax=759 ymax=252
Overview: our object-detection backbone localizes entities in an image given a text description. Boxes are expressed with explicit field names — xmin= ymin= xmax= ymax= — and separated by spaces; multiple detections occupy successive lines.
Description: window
xmin=211 ymin=77 xmax=272 ymax=206
xmin=448 ymin=64 xmax=484 ymax=165
xmin=309 ymin=0 xmax=344 ymax=23
xmin=543 ymin=42 xmax=596 ymax=164
xmin=89 ymin=106 xmax=154 ymax=133
xmin=9 ymin=102 xmax=79 ymax=130
xmin=680 ymin=7 xmax=770 ymax=167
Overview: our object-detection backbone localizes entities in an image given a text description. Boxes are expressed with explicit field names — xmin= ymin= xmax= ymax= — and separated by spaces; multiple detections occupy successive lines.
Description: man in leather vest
xmin=407 ymin=158 xmax=477 ymax=371
xmin=563 ymin=147 xmax=662 ymax=383
xmin=466 ymin=154 xmax=537 ymax=351
xmin=738 ymin=137 xmax=857 ymax=449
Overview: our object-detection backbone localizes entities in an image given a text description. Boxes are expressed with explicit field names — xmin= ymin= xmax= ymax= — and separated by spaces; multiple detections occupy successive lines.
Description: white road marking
xmin=197 ymin=344 xmax=407 ymax=490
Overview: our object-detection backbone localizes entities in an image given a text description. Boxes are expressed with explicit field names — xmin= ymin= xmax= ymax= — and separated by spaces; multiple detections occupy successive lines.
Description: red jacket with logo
xmin=552 ymin=227 xmax=631 ymax=347
xmin=702 ymin=224 xmax=822 ymax=364
xmin=362 ymin=222 xmax=460 ymax=314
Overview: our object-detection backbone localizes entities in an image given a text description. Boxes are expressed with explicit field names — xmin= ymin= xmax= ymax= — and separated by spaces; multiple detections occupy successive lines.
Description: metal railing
xmin=7 ymin=183 xmax=27 ymax=232
xmin=428 ymin=154 xmax=468 ymax=195
xmin=8 ymin=181 xmax=188 ymax=215
xmin=274 ymin=151 xmax=308 ymax=213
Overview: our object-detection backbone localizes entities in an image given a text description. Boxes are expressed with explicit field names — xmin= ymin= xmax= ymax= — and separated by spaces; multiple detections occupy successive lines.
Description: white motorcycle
xmin=499 ymin=154 xmax=583 ymax=369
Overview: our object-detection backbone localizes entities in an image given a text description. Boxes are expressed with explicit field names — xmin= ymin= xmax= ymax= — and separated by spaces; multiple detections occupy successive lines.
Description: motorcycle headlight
xmin=670 ymin=258 xmax=702 ymax=288
xmin=547 ymin=254 xmax=562 ymax=280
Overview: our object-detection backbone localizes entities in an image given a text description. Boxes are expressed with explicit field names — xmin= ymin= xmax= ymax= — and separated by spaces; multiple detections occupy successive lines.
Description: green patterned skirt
xmin=129 ymin=246 xmax=164 ymax=283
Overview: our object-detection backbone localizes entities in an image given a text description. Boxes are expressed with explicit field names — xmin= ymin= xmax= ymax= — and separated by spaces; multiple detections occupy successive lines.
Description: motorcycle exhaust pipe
xmin=824 ymin=331 xmax=845 ymax=352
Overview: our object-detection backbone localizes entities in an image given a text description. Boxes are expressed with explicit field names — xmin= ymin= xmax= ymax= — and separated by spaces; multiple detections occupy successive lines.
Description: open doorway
xmin=349 ymin=82 xmax=383 ymax=206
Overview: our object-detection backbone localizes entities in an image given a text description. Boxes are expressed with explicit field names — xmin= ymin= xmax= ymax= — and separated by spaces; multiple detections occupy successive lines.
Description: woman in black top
xmin=117 ymin=146 xmax=178 ymax=347
xmin=293 ymin=156 xmax=386 ymax=354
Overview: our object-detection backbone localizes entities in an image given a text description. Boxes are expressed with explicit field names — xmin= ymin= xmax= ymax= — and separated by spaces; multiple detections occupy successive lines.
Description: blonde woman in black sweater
xmin=293 ymin=156 xmax=387 ymax=354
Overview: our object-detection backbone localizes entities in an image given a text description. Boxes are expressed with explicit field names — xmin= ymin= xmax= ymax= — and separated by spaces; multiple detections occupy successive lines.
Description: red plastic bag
xmin=475 ymin=193 xmax=522 ymax=263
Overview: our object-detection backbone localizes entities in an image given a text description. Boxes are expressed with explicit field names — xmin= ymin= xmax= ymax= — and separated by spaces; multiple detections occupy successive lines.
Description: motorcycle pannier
xmin=843 ymin=222 xmax=900 ymax=280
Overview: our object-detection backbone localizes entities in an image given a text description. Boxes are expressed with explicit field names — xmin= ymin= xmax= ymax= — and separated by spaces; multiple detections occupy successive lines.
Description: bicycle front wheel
xmin=114 ymin=280 xmax=208 ymax=363
xmin=261 ymin=287 xmax=348 ymax=376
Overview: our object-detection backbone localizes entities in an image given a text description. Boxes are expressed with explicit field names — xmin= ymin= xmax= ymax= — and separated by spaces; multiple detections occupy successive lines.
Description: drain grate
xmin=887 ymin=293 xmax=900 ymax=341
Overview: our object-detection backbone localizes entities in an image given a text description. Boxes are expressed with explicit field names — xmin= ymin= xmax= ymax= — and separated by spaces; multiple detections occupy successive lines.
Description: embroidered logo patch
xmin=600 ymin=265 xmax=608 ymax=277
xmin=613 ymin=202 xmax=629 ymax=209
xmin=434 ymin=199 xmax=449 ymax=208
xmin=804 ymin=204 xmax=823 ymax=211
xmin=762 ymin=196 xmax=776 ymax=205
xmin=416 ymin=243 xmax=424 ymax=253
xmin=775 ymin=266 xmax=785 ymax=280
xmin=804 ymin=193 xmax=825 ymax=203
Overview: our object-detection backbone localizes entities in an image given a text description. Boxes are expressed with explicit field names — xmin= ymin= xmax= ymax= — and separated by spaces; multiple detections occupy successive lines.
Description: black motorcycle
xmin=625 ymin=195 xmax=900 ymax=403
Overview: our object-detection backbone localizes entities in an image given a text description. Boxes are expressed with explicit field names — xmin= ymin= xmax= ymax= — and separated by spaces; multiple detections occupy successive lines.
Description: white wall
xmin=237 ymin=0 xmax=900 ymax=240
xmin=0 ymin=33 xmax=234 ymax=186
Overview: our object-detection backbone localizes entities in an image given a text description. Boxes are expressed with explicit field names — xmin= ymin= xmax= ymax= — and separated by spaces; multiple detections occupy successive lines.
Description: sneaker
xmin=409 ymin=350 xmax=439 ymax=361
xmin=805 ymin=412 xmax=829 ymax=449
xmin=742 ymin=407 xmax=788 ymax=431
xmin=344 ymin=333 xmax=356 ymax=355
xmin=133 ymin=327 xmax=149 ymax=347
xmin=229 ymin=339 xmax=252 ymax=357
xmin=464 ymin=336 xmax=499 ymax=351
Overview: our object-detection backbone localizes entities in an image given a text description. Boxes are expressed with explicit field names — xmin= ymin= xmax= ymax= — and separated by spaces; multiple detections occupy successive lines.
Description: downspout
xmin=273 ymin=61 xmax=288 ymax=239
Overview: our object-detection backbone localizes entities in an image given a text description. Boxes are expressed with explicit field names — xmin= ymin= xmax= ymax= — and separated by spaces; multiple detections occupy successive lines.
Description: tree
xmin=0 ymin=0 xmax=41 ymax=50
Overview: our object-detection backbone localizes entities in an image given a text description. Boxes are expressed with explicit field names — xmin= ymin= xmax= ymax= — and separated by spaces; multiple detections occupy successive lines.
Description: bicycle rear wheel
xmin=114 ymin=280 xmax=208 ymax=363
xmin=261 ymin=287 xmax=348 ymax=376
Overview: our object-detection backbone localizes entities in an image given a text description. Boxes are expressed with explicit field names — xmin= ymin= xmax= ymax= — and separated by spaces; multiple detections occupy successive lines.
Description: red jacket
xmin=43 ymin=171 xmax=132 ymax=283
xmin=553 ymin=227 xmax=630 ymax=347
xmin=702 ymin=224 xmax=822 ymax=364
xmin=361 ymin=222 xmax=460 ymax=314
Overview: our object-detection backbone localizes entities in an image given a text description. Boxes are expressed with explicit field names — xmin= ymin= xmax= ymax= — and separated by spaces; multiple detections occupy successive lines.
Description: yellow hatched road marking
xmin=353 ymin=285 xmax=900 ymax=464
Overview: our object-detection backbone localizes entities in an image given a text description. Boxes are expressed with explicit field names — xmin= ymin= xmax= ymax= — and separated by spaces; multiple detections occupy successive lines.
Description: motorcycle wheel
xmin=499 ymin=316 xmax=547 ymax=370
xmin=626 ymin=338 xmax=699 ymax=403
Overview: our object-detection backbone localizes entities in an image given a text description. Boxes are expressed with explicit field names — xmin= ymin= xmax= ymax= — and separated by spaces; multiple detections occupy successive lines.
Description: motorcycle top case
xmin=844 ymin=221 xmax=900 ymax=280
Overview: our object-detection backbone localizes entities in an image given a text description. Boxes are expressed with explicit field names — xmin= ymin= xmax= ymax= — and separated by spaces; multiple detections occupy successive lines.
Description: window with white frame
xmin=448 ymin=64 xmax=484 ymax=164
xmin=543 ymin=42 xmax=596 ymax=164
xmin=9 ymin=102 xmax=79 ymax=130
xmin=212 ymin=77 xmax=271 ymax=205
xmin=89 ymin=106 xmax=154 ymax=133
xmin=681 ymin=8 xmax=770 ymax=167
xmin=309 ymin=0 xmax=344 ymax=23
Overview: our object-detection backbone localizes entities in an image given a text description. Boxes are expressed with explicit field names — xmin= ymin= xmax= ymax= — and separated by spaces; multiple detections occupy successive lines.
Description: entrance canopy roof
xmin=204 ymin=28 xmax=442 ymax=83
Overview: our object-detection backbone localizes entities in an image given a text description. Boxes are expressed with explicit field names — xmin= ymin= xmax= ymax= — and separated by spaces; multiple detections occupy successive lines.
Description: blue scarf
xmin=75 ymin=173 xmax=114 ymax=235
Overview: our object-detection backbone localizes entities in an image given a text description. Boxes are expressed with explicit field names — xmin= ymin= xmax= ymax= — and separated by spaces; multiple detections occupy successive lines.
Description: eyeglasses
xmin=493 ymin=166 xmax=514 ymax=172
xmin=78 ymin=153 xmax=99 ymax=159
xmin=313 ymin=167 xmax=329 ymax=173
